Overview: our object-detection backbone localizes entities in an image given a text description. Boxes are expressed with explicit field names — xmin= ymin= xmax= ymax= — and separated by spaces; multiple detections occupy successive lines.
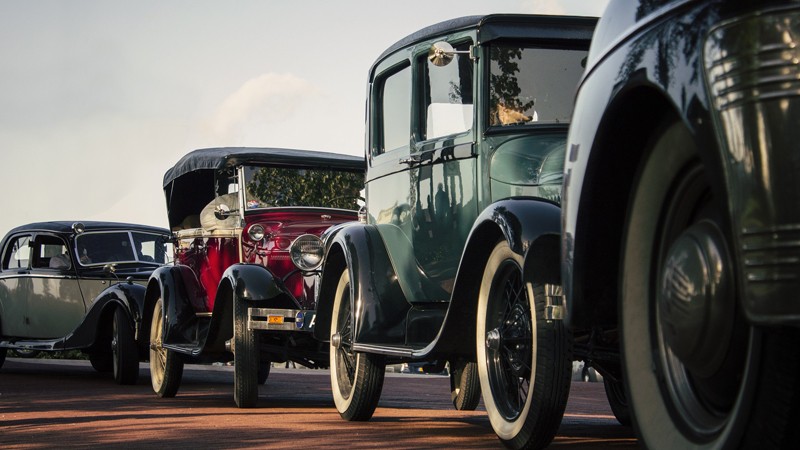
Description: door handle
xmin=399 ymin=155 xmax=420 ymax=165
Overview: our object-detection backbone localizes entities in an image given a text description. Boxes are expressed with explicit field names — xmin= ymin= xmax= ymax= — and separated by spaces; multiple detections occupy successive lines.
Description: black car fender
xmin=431 ymin=197 xmax=562 ymax=358
xmin=64 ymin=282 xmax=146 ymax=356
xmin=313 ymin=223 xmax=408 ymax=345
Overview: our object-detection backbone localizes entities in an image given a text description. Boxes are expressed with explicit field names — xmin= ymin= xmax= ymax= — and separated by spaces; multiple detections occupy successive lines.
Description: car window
xmin=75 ymin=231 xmax=172 ymax=266
xmin=422 ymin=41 xmax=473 ymax=140
xmin=244 ymin=166 xmax=364 ymax=211
xmin=31 ymin=235 xmax=70 ymax=269
xmin=2 ymin=235 xmax=31 ymax=270
xmin=377 ymin=63 xmax=412 ymax=154
xmin=488 ymin=45 xmax=588 ymax=127
xmin=131 ymin=232 xmax=172 ymax=264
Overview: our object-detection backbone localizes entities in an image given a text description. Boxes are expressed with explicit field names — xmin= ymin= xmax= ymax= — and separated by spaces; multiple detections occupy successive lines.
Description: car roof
xmin=6 ymin=221 xmax=170 ymax=236
xmin=371 ymin=13 xmax=598 ymax=76
xmin=163 ymin=147 xmax=366 ymax=189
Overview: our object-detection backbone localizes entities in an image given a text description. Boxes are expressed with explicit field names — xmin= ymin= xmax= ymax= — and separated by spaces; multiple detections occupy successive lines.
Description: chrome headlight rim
xmin=248 ymin=224 xmax=266 ymax=242
xmin=289 ymin=234 xmax=324 ymax=271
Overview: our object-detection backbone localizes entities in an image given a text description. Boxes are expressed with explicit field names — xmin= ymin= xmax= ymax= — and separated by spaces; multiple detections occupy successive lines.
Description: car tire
xmin=449 ymin=359 xmax=481 ymax=411
xmin=602 ymin=377 xmax=630 ymax=427
xmin=112 ymin=306 xmax=139 ymax=385
xmin=150 ymin=297 xmax=183 ymax=397
xmin=89 ymin=350 xmax=113 ymax=373
xmin=233 ymin=296 xmax=259 ymax=408
xmin=258 ymin=359 xmax=271 ymax=385
xmin=330 ymin=268 xmax=385 ymax=421
xmin=0 ymin=348 xmax=6 ymax=369
xmin=620 ymin=119 xmax=800 ymax=447
xmin=476 ymin=241 xmax=571 ymax=450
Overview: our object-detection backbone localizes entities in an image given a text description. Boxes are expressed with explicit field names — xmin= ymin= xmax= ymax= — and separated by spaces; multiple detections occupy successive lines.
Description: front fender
xmin=64 ymin=282 xmax=147 ymax=355
xmin=432 ymin=198 xmax=562 ymax=358
xmin=313 ymin=223 xmax=408 ymax=344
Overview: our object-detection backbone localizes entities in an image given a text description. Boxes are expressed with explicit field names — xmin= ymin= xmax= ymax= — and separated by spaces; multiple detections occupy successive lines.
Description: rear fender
xmin=432 ymin=198 xmax=562 ymax=358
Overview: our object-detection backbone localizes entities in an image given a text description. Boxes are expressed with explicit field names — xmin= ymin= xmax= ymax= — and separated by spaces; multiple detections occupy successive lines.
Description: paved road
xmin=0 ymin=358 xmax=638 ymax=449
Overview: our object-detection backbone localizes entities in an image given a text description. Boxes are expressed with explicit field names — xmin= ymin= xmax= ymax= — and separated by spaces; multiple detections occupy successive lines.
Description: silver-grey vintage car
xmin=0 ymin=221 xmax=172 ymax=384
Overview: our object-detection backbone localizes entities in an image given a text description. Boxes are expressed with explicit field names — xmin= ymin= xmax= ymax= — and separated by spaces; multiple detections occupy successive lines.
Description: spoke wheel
xmin=112 ymin=306 xmax=139 ymax=385
xmin=329 ymin=268 xmax=385 ymax=421
xmin=150 ymin=298 xmax=183 ymax=397
xmin=449 ymin=359 xmax=481 ymax=411
xmin=233 ymin=295 xmax=259 ymax=408
xmin=621 ymin=120 xmax=800 ymax=447
xmin=477 ymin=241 xmax=571 ymax=449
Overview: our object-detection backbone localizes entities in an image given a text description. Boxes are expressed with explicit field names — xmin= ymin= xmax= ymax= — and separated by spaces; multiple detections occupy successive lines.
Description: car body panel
xmin=314 ymin=14 xmax=595 ymax=362
xmin=0 ymin=221 xmax=171 ymax=355
xmin=151 ymin=147 xmax=364 ymax=366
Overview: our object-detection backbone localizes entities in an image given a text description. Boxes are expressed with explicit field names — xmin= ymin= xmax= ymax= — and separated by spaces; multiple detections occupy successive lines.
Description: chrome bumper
xmin=247 ymin=308 xmax=316 ymax=332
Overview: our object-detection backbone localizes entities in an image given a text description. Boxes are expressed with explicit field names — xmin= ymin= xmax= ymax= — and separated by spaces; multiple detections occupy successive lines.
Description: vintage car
xmin=311 ymin=14 xmax=595 ymax=449
xmin=0 ymin=221 xmax=172 ymax=384
xmin=146 ymin=147 xmax=364 ymax=408
xmin=563 ymin=1 xmax=800 ymax=448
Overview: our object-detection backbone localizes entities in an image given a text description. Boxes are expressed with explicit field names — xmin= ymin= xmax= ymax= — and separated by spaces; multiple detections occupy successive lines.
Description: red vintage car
xmin=145 ymin=147 xmax=364 ymax=407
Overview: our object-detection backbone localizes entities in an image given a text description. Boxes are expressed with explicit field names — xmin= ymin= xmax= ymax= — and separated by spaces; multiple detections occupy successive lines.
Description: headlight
xmin=290 ymin=234 xmax=324 ymax=271
xmin=248 ymin=224 xmax=265 ymax=241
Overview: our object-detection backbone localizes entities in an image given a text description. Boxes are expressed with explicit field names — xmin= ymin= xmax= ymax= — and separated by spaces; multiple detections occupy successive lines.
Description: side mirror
xmin=428 ymin=41 xmax=470 ymax=67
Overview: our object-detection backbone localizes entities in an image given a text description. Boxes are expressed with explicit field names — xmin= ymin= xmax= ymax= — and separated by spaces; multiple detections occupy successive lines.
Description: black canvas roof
xmin=163 ymin=147 xmax=365 ymax=188
xmin=163 ymin=147 xmax=365 ymax=229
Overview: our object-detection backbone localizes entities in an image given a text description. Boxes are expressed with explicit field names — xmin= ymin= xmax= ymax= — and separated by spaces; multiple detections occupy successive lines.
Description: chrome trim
xmin=543 ymin=283 xmax=565 ymax=322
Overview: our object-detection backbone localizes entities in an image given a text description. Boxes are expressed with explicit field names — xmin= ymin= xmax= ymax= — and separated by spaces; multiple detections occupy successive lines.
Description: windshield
xmin=243 ymin=166 xmax=364 ymax=211
xmin=488 ymin=45 xmax=588 ymax=127
xmin=75 ymin=231 xmax=172 ymax=266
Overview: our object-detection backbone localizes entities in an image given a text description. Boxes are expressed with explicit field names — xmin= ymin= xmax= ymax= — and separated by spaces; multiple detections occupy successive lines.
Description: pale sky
xmin=0 ymin=0 xmax=608 ymax=237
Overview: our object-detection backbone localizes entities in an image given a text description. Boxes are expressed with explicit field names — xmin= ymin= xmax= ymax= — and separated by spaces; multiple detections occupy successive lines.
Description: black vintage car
xmin=0 ymin=221 xmax=172 ymax=384
xmin=312 ymin=14 xmax=595 ymax=450
xmin=563 ymin=1 xmax=800 ymax=448
xmin=146 ymin=147 xmax=364 ymax=407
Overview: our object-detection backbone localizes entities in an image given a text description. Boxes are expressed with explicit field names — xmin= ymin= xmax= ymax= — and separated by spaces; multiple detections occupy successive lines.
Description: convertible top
xmin=163 ymin=147 xmax=365 ymax=230
xmin=163 ymin=147 xmax=365 ymax=188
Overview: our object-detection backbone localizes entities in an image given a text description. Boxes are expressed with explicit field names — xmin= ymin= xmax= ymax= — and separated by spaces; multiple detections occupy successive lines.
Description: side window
xmin=2 ymin=235 xmax=32 ymax=270
xmin=422 ymin=41 xmax=473 ymax=140
xmin=378 ymin=63 xmax=412 ymax=154
xmin=32 ymin=235 xmax=70 ymax=270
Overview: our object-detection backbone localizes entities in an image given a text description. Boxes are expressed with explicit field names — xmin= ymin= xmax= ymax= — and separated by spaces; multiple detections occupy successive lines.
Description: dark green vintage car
xmin=311 ymin=14 xmax=596 ymax=449
xmin=0 ymin=221 xmax=172 ymax=384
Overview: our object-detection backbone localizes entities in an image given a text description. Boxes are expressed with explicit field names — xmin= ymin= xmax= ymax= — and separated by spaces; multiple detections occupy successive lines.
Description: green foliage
xmin=489 ymin=46 xmax=535 ymax=111
xmin=247 ymin=167 xmax=364 ymax=210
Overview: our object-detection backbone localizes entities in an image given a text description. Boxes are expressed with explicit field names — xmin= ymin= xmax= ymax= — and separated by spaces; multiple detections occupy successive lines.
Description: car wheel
xmin=257 ymin=359 xmax=271 ymax=385
xmin=112 ymin=306 xmax=139 ymax=385
xmin=603 ymin=377 xmax=630 ymax=426
xmin=476 ymin=241 xmax=571 ymax=449
xmin=329 ymin=268 xmax=385 ymax=421
xmin=449 ymin=359 xmax=481 ymax=411
xmin=621 ymin=119 xmax=800 ymax=447
xmin=150 ymin=297 xmax=183 ymax=397
xmin=233 ymin=295 xmax=259 ymax=408
xmin=89 ymin=350 xmax=113 ymax=373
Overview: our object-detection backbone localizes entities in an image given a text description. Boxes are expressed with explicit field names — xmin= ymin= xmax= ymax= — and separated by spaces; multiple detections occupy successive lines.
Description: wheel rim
xmin=150 ymin=305 xmax=166 ymax=388
xmin=112 ymin=317 xmax=120 ymax=375
xmin=652 ymin=161 xmax=751 ymax=439
xmin=333 ymin=279 xmax=356 ymax=399
xmin=485 ymin=258 xmax=531 ymax=421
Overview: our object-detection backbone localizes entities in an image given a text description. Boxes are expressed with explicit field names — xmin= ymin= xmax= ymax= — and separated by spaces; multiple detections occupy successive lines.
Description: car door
xmin=366 ymin=36 xmax=478 ymax=307
xmin=0 ymin=234 xmax=33 ymax=337
xmin=26 ymin=233 xmax=85 ymax=338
